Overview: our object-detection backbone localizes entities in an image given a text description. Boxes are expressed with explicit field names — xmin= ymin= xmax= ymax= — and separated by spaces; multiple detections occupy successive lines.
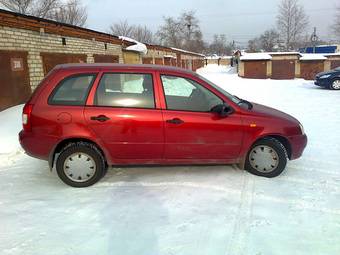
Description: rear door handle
xmin=90 ymin=115 xmax=110 ymax=122
xmin=166 ymin=118 xmax=184 ymax=125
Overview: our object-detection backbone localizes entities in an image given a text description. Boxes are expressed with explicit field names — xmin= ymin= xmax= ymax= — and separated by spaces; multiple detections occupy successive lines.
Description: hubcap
xmin=249 ymin=145 xmax=279 ymax=173
xmin=63 ymin=153 xmax=96 ymax=182
xmin=332 ymin=80 xmax=340 ymax=90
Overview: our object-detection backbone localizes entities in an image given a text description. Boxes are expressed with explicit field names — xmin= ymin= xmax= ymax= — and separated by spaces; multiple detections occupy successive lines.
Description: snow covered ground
xmin=1 ymin=65 xmax=340 ymax=255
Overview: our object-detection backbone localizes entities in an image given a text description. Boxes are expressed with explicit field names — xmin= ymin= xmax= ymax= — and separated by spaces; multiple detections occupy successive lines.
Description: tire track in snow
xmin=96 ymin=179 xmax=340 ymax=216
xmin=226 ymin=172 xmax=255 ymax=255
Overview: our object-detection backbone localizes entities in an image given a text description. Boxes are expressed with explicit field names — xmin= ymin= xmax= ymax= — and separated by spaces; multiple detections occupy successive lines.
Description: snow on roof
xmin=268 ymin=52 xmax=301 ymax=55
xmin=163 ymin=55 xmax=176 ymax=59
xmin=119 ymin=36 xmax=147 ymax=55
xmin=299 ymin=54 xmax=327 ymax=61
xmin=323 ymin=53 xmax=340 ymax=57
xmin=170 ymin=47 xmax=205 ymax=57
xmin=240 ymin=53 xmax=272 ymax=61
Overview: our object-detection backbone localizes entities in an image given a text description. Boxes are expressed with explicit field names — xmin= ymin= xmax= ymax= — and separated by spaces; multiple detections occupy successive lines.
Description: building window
xmin=62 ymin=37 xmax=66 ymax=45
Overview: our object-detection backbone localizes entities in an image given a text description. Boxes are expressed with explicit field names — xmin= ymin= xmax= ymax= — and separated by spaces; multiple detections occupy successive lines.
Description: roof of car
xmin=55 ymin=63 xmax=196 ymax=74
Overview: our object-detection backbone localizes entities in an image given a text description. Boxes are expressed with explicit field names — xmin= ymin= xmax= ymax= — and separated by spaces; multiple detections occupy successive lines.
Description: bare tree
xmin=332 ymin=6 xmax=340 ymax=39
xmin=208 ymin=34 xmax=232 ymax=55
xmin=0 ymin=0 xmax=87 ymax=26
xmin=247 ymin=38 xmax=261 ymax=52
xmin=157 ymin=16 xmax=183 ymax=48
xmin=277 ymin=0 xmax=309 ymax=50
xmin=109 ymin=21 xmax=155 ymax=44
xmin=51 ymin=0 xmax=87 ymax=26
xmin=157 ymin=11 xmax=205 ymax=52
xmin=259 ymin=29 xmax=280 ymax=51
xmin=109 ymin=20 xmax=135 ymax=38
xmin=0 ymin=0 xmax=34 ymax=14
xmin=132 ymin=25 xmax=154 ymax=44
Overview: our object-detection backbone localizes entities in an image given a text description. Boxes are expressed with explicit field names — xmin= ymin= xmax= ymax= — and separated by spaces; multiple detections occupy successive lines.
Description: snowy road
xmin=1 ymin=65 xmax=340 ymax=255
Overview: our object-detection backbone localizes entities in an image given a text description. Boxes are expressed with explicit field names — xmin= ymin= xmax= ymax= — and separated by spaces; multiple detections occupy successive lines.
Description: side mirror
xmin=211 ymin=103 xmax=234 ymax=117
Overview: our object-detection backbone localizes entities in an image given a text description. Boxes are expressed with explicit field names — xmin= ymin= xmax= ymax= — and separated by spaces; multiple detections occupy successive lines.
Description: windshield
xmin=195 ymin=74 xmax=242 ymax=104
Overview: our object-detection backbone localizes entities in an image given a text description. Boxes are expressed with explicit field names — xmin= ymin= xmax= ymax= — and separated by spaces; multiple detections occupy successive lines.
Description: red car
xmin=19 ymin=64 xmax=307 ymax=187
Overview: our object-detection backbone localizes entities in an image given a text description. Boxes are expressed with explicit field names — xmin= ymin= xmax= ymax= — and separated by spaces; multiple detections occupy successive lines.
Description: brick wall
xmin=0 ymin=26 xmax=123 ymax=90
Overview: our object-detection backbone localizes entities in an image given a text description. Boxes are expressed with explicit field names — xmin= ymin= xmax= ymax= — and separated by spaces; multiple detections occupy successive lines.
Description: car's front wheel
xmin=330 ymin=79 xmax=340 ymax=90
xmin=245 ymin=138 xmax=287 ymax=178
xmin=56 ymin=142 xmax=107 ymax=187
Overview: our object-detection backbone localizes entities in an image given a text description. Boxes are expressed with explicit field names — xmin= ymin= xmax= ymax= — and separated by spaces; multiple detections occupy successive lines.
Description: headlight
xmin=320 ymin=74 xmax=331 ymax=79
xmin=299 ymin=123 xmax=305 ymax=135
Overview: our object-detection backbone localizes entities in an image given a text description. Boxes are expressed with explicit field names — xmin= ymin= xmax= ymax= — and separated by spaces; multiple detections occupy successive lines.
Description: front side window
xmin=49 ymin=74 xmax=96 ymax=105
xmin=161 ymin=75 xmax=223 ymax=112
xmin=95 ymin=73 xmax=155 ymax=109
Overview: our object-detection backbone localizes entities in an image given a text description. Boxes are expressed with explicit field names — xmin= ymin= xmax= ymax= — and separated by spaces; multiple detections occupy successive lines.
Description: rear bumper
xmin=19 ymin=130 xmax=57 ymax=161
xmin=288 ymin=134 xmax=308 ymax=160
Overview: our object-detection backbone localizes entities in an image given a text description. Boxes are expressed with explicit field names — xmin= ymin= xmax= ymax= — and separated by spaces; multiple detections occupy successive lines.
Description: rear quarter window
xmin=48 ymin=74 xmax=96 ymax=106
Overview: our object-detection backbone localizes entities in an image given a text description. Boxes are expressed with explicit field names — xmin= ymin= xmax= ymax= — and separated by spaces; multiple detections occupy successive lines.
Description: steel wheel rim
xmin=249 ymin=145 xmax=279 ymax=173
xmin=332 ymin=80 xmax=340 ymax=90
xmin=63 ymin=153 xmax=96 ymax=182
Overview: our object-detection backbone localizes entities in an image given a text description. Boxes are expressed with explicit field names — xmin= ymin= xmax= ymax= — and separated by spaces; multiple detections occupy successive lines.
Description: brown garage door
xmin=155 ymin=58 xmax=163 ymax=65
xmin=330 ymin=60 xmax=340 ymax=69
xmin=123 ymin=51 xmax=140 ymax=64
xmin=272 ymin=60 xmax=295 ymax=79
xmin=164 ymin=57 xmax=171 ymax=66
xmin=300 ymin=61 xmax=324 ymax=80
xmin=0 ymin=50 xmax=31 ymax=111
xmin=94 ymin=54 xmax=119 ymax=63
xmin=41 ymin=53 xmax=87 ymax=75
xmin=244 ymin=61 xmax=267 ymax=79
xmin=142 ymin=57 xmax=153 ymax=64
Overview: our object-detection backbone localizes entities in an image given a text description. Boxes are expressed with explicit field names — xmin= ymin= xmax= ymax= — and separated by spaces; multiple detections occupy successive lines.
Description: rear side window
xmin=49 ymin=74 xmax=96 ymax=105
xmin=95 ymin=73 xmax=155 ymax=109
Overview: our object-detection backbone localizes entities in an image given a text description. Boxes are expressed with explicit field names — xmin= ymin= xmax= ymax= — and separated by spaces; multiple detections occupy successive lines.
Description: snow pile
xmin=163 ymin=55 xmax=176 ymax=58
xmin=240 ymin=53 xmax=272 ymax=60
xmin=299 ymin=54 xmax=327 ymax=60
xmin=0 ymin=105 xmax=23 ymax=154
xmin=171 ymin=47 xmax=205 ymax=57
xmin=119 ymin=36 xmax=147 ymax=55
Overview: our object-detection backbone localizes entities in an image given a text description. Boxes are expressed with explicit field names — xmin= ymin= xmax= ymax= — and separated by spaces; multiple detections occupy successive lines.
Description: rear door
xmin=84 ymin=71 xmax=164 ymax=160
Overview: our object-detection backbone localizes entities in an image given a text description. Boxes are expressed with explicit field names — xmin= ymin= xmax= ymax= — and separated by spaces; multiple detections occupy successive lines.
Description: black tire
xmin=56 ymin=142 xmax=107 ymax=187
xmin=329 ymin=79 xmax=340 ymax=90
xmin=245 ymin=138 xmax=287 ymax=178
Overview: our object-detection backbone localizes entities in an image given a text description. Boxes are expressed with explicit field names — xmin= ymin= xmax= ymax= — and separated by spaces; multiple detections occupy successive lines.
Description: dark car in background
xmin=314 ymin=67 xmax=340 ymax=90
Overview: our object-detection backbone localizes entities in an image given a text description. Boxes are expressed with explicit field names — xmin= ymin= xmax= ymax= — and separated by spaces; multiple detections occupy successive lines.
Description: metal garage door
xmin=330 ymin=60 xmax=340 ymax=69
xmin=123 ymin=51 xmax=140 ymax=64
xmin=244 ymin=61 xmax=267 ymax=79
xmin=94 ymin=54 xmax=119 ymax=63
xmin=164 ymin=57 xmax=171 ymax=66
xmin=300 ymin=61 xmax=324 ymax=80
xmin=142 ymin=57 xmax=153 ymax=64
xmin=0 ymin=50 xmax=31 ymax=111
xmin=41 ymin=53 xmax=87 ymax=75
xmin=272 ymin=60 xmax=295 ymax=79
xmin=154 ymin=58 xmax=163 ymax=65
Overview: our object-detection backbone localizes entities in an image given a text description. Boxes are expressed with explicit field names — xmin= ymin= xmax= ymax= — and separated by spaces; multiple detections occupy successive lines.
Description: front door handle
xmin=90 ymin=115 xmax=110 ymax=122
xmin=166 ymin=118 xmax=184 ymax=125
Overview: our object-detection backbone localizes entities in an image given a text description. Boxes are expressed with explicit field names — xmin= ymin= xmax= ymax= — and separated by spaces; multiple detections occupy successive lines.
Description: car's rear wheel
xmin=330 ymin=79 xmax=340 ymax=90
xmin=56 ymin=142 xmax=106 ymax=187
xmin=245 ymin=138 xmax=287 ymax=178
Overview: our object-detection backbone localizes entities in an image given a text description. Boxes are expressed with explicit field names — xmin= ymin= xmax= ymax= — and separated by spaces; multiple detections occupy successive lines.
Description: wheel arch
xmin=48 ymin=137 xmax=109 ymax=170
xmin=238 ymin=134 xmax=292 ymax=169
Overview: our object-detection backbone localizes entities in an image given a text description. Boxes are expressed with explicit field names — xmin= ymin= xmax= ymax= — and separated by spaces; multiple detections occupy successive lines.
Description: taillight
xmin=22 ymin=103 xmax=33 ymax=131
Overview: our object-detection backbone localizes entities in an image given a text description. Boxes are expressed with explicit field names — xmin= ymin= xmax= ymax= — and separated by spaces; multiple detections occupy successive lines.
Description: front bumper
xmin=288 ymin=134 xmax=308 ymax=160
xmin=314 ymin=78 xmax=331 ymax=87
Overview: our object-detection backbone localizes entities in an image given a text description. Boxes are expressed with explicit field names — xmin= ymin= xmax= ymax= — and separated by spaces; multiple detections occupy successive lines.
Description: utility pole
xmin=310 ymin=27 xmax=319 ymax=53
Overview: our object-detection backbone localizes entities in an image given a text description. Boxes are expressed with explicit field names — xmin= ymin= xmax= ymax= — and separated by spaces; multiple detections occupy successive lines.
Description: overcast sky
xmin=83 ymin=0 xmax=338 ymax=46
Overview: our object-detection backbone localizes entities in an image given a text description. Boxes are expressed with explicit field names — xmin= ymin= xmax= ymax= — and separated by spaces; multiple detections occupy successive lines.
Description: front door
xmin=160 ymin=75 xmax=243 ymax=160
xmin=84 ymin=72 xmax=163 ymax=160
